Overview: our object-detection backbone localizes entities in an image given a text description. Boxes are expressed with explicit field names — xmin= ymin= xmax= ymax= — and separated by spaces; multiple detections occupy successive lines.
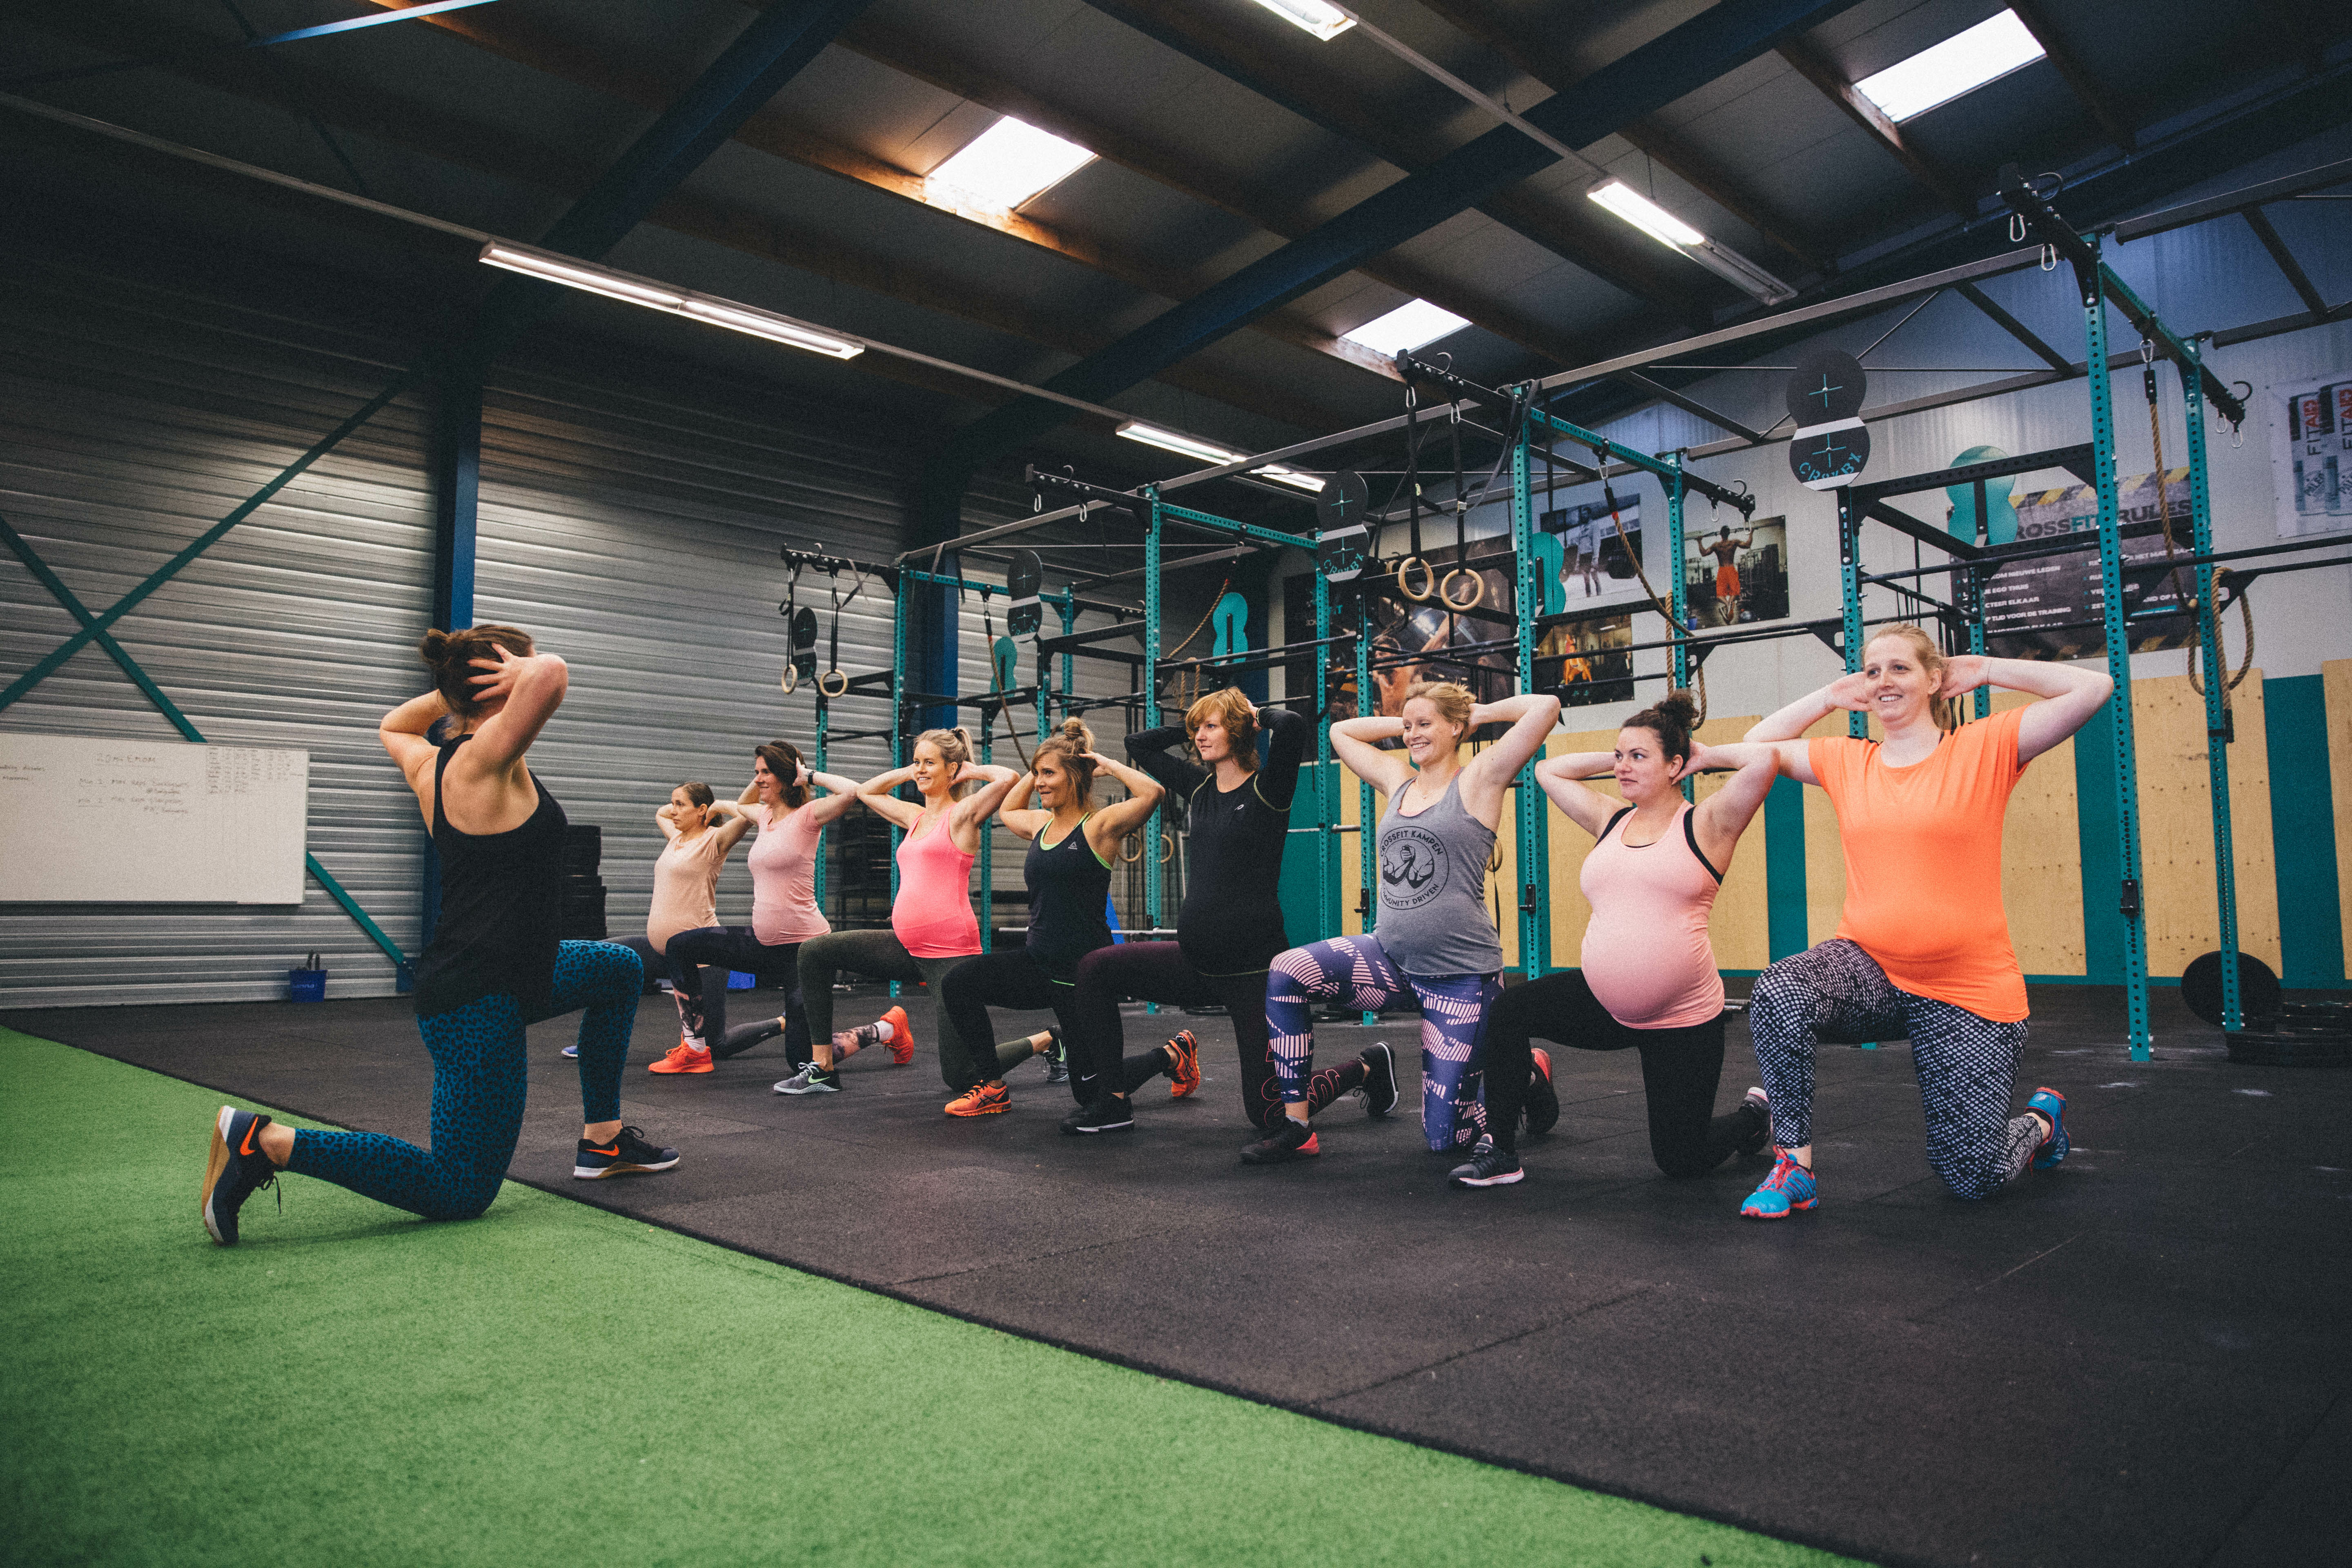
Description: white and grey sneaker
xmin=773 ymin=1062 xmax=842 ymax=1095
xmin=1449 ymin=1135 xmax=1524 ymax=1189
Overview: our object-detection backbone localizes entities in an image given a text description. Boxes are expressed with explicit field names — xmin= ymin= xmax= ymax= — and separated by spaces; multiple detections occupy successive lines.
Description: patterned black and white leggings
xmin=1747 ymin=938 xmax=2041 ymax=1200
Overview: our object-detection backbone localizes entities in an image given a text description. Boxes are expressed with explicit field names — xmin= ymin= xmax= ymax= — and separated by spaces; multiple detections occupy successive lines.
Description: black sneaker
xmin=1240 ymin=1116 xmax=1320 ymax=1165
xmin=1358 ymin=1042 xmax=1397 ymax=1118
xmin=1060 ymin=1095 xmax=1135 ymax=1135
xmin=1043 ymin=1027 xmax=1069 ymax=1085
xmin=202 ymin=1105 xmax=279 ymax=1246
xmin=1449 ymin=1136 xmax=1524 ymax=1188
xmin=573 ymin=1126 xmax=680 ymax=1179
xmin=1735 ymin=1087 xmax=1772 ymax=1157
xmin=1524 ymin=1045 xmax=1561 ymax=1136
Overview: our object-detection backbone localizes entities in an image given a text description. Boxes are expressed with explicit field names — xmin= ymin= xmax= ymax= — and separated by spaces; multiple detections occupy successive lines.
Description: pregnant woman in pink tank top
xmin=1453 ymin=690 xmax=1779 ymax=1189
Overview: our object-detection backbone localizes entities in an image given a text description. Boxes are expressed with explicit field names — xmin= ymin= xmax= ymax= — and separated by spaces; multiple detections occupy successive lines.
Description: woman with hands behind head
xmin=1454 ymin=691 xmax=1776 ymax=1189
xmin=935 ymin=718 xmax=1163 ymax=1118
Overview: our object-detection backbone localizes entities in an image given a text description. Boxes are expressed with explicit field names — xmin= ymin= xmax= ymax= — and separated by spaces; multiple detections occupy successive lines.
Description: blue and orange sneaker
xmin=202 ymin=1105 xmax=280 ymax=1246
xmin=1739 ymin=1148 xmax=1818 ymax=1220
xmin=2026 ymin=1087 xmax=2069 ymax=1169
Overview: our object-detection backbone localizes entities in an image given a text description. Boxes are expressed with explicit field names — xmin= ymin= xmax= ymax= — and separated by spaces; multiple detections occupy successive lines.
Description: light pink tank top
xmin=892 ymin=815 xmax=980 ymax=958
xmin=1577 ymin=802 xmax=1725 ymax=1029
xmin=746 ymin=802 xmax=830 ymax=946
xmin=646 ymin=828 xmax=727 ymax=953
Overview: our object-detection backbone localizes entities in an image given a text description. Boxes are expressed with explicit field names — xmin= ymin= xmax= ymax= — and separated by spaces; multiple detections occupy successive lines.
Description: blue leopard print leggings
xmin=285 ymin=941 xmax=640 ymax=1221
xmin=1266 ymin=934 xmax=1499 ymax=1153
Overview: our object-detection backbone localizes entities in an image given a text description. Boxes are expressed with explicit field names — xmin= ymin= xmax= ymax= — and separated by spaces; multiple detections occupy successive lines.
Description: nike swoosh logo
xmin=589 ymin=1144 xmax=619 ymax=1157
xmin=238 ymin=1122 xmax=260 ymax=1156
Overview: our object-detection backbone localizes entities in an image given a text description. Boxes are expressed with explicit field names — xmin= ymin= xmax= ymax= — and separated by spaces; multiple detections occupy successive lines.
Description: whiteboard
xmin=0 ymin=734 xmax=309 ymax=904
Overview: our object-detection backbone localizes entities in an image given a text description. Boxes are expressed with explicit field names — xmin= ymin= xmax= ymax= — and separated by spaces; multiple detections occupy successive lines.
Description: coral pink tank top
xmin=1577 ymin=802 xmax=1725 ymax=1029
xmin=892 ymin=815 xmax=980 ymax=958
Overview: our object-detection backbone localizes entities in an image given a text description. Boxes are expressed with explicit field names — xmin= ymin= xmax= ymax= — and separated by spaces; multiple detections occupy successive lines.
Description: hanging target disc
xmin=1007 ymin=548 xmax=1043 ymax=635
xmin=1314 ymin=470 xmax=1370 ymax=583
xmin=791 ymin=607 xmax=820 ymax=682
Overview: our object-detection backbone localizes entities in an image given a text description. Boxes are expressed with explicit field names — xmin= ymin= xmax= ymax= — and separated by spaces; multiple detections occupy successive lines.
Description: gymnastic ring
xmin=1120 ymin=831 xmax=1144 ymax=864
xmin=817 ymin=668 xmax=851 ymax=698
xmin=1159 ymin=831 xmax=1175 ymax=865
xmin=780 ymin=663 xmax=799 ymax=694
xmin=1395 ymin=557 xmax=1436 ymax=602
xmin=1439 ymin=568 xmax=1485 ymax=611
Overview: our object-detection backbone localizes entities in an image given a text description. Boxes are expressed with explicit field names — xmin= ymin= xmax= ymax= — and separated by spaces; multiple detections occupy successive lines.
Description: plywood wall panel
xmin=2130 ymin=670 xmax=2283 ymax=976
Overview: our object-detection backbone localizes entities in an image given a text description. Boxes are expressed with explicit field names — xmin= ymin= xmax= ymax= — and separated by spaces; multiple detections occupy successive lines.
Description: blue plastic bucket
xmin=288 ymin=967 xmax=327 ymax=1002
xmin=727 ymin=970 xmax=756 ymax=991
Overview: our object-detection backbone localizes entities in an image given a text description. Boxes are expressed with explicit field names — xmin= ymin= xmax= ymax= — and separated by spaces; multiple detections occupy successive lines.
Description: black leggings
xmin=659 ymin=926 xmax=811 ymax=1062
xmin=1071 ymin=942 xmax=1285 ymax=1128
xmin=1482 ymin=970 xmax=1748 ymax=1173
xmin=617 ymin=936 xmax=729 ymax=1047
xmin=940 ymin=947 xmax=1167 ymax=1102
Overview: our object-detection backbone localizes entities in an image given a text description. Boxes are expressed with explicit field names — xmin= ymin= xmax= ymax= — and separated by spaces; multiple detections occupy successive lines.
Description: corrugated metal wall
xmin=0 ymin=255 xmax=436 ymax=1009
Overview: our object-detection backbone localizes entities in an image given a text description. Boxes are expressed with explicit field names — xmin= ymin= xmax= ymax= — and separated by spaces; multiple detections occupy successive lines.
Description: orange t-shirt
xmin=1808 ymin=706 xmax=2030 ymax=1022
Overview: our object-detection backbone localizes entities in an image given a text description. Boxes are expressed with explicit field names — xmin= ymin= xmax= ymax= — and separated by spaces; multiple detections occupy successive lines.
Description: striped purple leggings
xmin=1267 ymin=934 xmax=1497 ymax=1153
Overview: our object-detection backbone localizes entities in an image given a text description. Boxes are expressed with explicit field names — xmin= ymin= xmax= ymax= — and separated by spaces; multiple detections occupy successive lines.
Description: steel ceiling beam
xmin=1405 ymin=0 xmax=1827 ymax=271
xmin=2004 ymin=0 xmax=2137 ymax=151
xmin=919 ymin=0 xmax=1868 ymax=539
xmin=1775 ymin=32 xmax=1976 ymax=218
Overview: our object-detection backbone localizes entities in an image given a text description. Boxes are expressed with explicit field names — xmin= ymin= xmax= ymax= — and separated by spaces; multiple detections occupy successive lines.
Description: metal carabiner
xmin=2140 ymin=338 xmax=2156 ymax=367
xmin=2040 ymin=243 xmax=2058 ymax=272
xmin=2009 ymin=212 xmax=2026 ymax=244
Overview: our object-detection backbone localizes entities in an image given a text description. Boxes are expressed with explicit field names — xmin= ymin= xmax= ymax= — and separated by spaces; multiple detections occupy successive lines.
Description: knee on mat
xmin=419 ymin=1175 xmax=501 ymax=1223
xmin=1937 ymin=1164 xmax=2005 ymax=1202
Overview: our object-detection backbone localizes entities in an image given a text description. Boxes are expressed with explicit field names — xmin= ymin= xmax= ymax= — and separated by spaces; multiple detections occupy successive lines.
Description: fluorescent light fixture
xmin=1256 ymin=466 xmax=1326 ymax=492
xmin=926 ymin=117 xmax=1096 ymax=212
xmin=1585 ymin=181 xmax=1798 ymax=306
xmin=1340 ymin=298 xmax=1472 ymax=358
xmin=682 ymin=300 xmax=861 ymax=359
xmin=1115 ymin=422 xmax=1324 ymax=490
xmin=1855 ymin=9 xmax=2045 ymax=122
xmin=1245 ymin=0 xmax=1356 ymax=41
xmin=477 ymin=243 xmax=863 ymax=361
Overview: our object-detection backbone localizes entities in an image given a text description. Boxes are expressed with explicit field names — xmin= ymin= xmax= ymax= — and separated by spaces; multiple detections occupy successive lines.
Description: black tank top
xmin=1024 ymin=813 xmax=1113 ymax=982
xmin=413 ymin=735 xmax=566 ymax=1019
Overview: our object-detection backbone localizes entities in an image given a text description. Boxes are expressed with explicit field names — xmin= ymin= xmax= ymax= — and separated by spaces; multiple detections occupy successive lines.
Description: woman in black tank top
xmin=199 ymin=625 xmax=679 ymax=1249
xmin=934 ymin=718 xmax=1163 ymax=1120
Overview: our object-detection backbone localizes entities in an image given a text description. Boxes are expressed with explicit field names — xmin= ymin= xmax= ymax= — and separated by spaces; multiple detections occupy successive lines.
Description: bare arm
xmin=1687 ymin=750 xmax=1780 ymax=867
xmin=1081 ymin=753 xmax=1167 ymax=853
xmin=853 ymin=765 xmax=925 ymax=831
xmin=1458 ymin=693 xmax=1563 ymax=827
xmin=654 ymin=802 xmax=683 ymax=847
xmin=704 ymin=802 xmax=756 ymax=852
xmin=800 ymin=767 xmax=864 ymax=827
xmin=1328 ymin=714 xmax=1415 ymax=797
xmin=376 ymin=690 xmax=449 ymax=798
xmin=947 ymin=764 xmax=1023 ymax=848
xmin=454 ymin=648 xmax=568 ymax=770
xmin=1532 ymin=752 xmax=1624 ymax=839
xmin=996 ymin=774 xmax=1050 ymax=842
xmin=1939 ymin=655 xmax=2113 ymax=764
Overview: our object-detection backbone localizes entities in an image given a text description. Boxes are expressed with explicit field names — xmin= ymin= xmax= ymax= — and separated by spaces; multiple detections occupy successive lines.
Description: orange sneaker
xmin=944 ymin=1080 xmax=1009 ymax=1117
xmin=880 ymin=1005 xmax=915 ymax=1067
xmin=649 ymin=1042 xmax=713 ymax=1075
xmin=1166 ymin=1029 xmax=1201 ymax=1098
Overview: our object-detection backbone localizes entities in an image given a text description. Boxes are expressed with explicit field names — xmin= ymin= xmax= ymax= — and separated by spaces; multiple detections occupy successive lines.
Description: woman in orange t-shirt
xmin=1703 ymin=624 xmax=2110 ymax=1218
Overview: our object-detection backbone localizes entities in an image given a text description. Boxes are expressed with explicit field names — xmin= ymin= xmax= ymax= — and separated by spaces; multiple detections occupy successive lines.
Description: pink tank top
xmin=746 ymin=802 xmax=830 ymax=946
xmin=1577 ymin=802 xmax=1725 ymax=1029
xmin=892 ymin=815 xmax=980 ymax=958
xmin=646 ymin=828 xmax=727 ymax=953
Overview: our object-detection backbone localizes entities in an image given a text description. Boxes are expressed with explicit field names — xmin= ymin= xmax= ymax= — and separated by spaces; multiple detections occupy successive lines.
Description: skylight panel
xmin=1340 ymin=299 xmax=1471 ymax=358
xmin=926 ymin=118 xmax=1096 ymax=212
xmin=1853 ymin=10 xmax=2045 ymax=123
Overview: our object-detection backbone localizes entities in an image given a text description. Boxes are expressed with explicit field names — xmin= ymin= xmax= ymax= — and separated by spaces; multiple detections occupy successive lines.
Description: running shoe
xmin=774 ymin=1063 xmax=842 ymax=1095
xmin=572 ymin=1126 xmax=679 ymax=1179
xmin=879 ymin=1005 xmax=914 ymax=1067
xmin=1165 ymin=1029 xmax=1201 ymax=1098
xmin=201 ymin=1105 xmax=279 ymax=1246
xmin=945 ymin=1080 xmax=1010 ymax=1117
xmin=1043 ymin=1030 xmax=1069 ymax=1085
xmin=1358 ymin=1042 xmax=1398 ymax=1118
xmin=648 ymin=1042 xmax=713 ymax=1075
xmin=1736 ymin=1087 xmax=1772 ymax=1157
xmin=1524 ymin=1046 xmax=1560 ymax=1136
xmin=1739 ymin=1149 xmax=1818 ymax=1220
xmin=1060 ymin=1096 xmax=1136 ymax=1135
xmin=2026 ymin=1086 xmax=2069 ymax=1169
xmin=561 ymin=1044 xmax=579 ymax=1059
xmin=1240 ymin=1116 xmax=1319 ymax=1164
xmin=1449 ymin=1135 xmax=1524 ymax=1189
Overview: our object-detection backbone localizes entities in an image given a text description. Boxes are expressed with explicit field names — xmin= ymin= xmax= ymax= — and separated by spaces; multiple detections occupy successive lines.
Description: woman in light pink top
xmin=660 ymin=741 xmax=862 ymax=1072
xmin=1454 ymin=690 xmax=1778 ymax=1189
xmin=617 ymin=780 xmax=755 ymax=1073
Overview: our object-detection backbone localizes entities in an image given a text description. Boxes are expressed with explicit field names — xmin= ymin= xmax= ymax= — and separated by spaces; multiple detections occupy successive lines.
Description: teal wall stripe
xmin=1764 ymin=776 xmax=1809 ymax=960
xmin=2263 ymin=675 xmax=2348 ymax=987
xmin=2074 ymin=716 xmax=2124 ymax=984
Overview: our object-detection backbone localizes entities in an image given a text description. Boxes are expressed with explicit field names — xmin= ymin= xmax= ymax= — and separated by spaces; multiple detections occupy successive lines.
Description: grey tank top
xmin=1375 ymin=773 xmax=1503 ymax=976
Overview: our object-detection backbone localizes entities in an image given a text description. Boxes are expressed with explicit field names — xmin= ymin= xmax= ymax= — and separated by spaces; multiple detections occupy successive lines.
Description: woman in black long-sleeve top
xmin=1060 ymin=690 xmax=1397 ymax=1134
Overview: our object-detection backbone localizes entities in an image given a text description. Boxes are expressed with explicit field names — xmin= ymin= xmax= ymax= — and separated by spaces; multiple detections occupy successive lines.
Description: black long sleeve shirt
xmin=1126 ymin=704 xmax=1308 ymax=975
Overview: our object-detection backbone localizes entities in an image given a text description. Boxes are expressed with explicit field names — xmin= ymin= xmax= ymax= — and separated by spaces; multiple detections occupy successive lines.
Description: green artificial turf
xmin=0 ymin=1028 xmax=1866 ymax=1567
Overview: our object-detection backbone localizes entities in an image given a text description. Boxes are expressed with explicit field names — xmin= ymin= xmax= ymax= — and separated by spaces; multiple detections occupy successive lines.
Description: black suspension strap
xmin=1439 ymin=401 xmax=1484 ymax=613
xmin=1396 ymin=387 xmax=1435 ymax=603
xmin=777 ymin=562 xmax=802 ymax=693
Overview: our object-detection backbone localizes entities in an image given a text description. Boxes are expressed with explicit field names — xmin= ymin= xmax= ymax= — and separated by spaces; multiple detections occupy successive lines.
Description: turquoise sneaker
xmin=2026 ymin=1087 xmax=2069 ymax=1169
xmin=1740 ymin=1149 xmax=1818 ymax=1219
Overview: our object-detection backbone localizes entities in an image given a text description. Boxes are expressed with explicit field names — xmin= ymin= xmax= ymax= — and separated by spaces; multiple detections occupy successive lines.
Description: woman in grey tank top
xmin=1244 ymin=680 xmax=1560 ymax=1165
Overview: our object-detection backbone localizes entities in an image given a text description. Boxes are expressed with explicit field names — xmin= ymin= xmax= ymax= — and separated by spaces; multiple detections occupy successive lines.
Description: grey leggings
xmin=1746 ymin=938 xmax=2042 ymax=1200
xmin=796 ymin=929 xmax=991 ymax=1089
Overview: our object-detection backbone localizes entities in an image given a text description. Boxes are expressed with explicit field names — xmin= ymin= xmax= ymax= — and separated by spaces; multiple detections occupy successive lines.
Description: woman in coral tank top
xmin=1455 ymin=691 xmax=1778 ymax=1189
xmin=1724 ymin=624 xmax=2111 ymax=1219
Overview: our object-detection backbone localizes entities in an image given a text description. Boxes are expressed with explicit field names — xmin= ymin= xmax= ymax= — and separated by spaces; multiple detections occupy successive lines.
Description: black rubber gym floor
xmin=13 ymin=981 xmax=2346 ymax=1568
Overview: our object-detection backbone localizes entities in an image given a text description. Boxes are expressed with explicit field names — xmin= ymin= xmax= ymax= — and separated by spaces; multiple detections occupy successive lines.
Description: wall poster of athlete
xmin=1681 ymin=514 xmax=1790 ymax=627
xmin=2269 ymin=370 xmax=2352 ymax=537
xmin=1539 ymin=496 xmax=1646 ymax=610
xmin=1536 ymin=609 xmax=1635 ymax=709
xmin=1285 ymin=538 xmax=1515 ymax=730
